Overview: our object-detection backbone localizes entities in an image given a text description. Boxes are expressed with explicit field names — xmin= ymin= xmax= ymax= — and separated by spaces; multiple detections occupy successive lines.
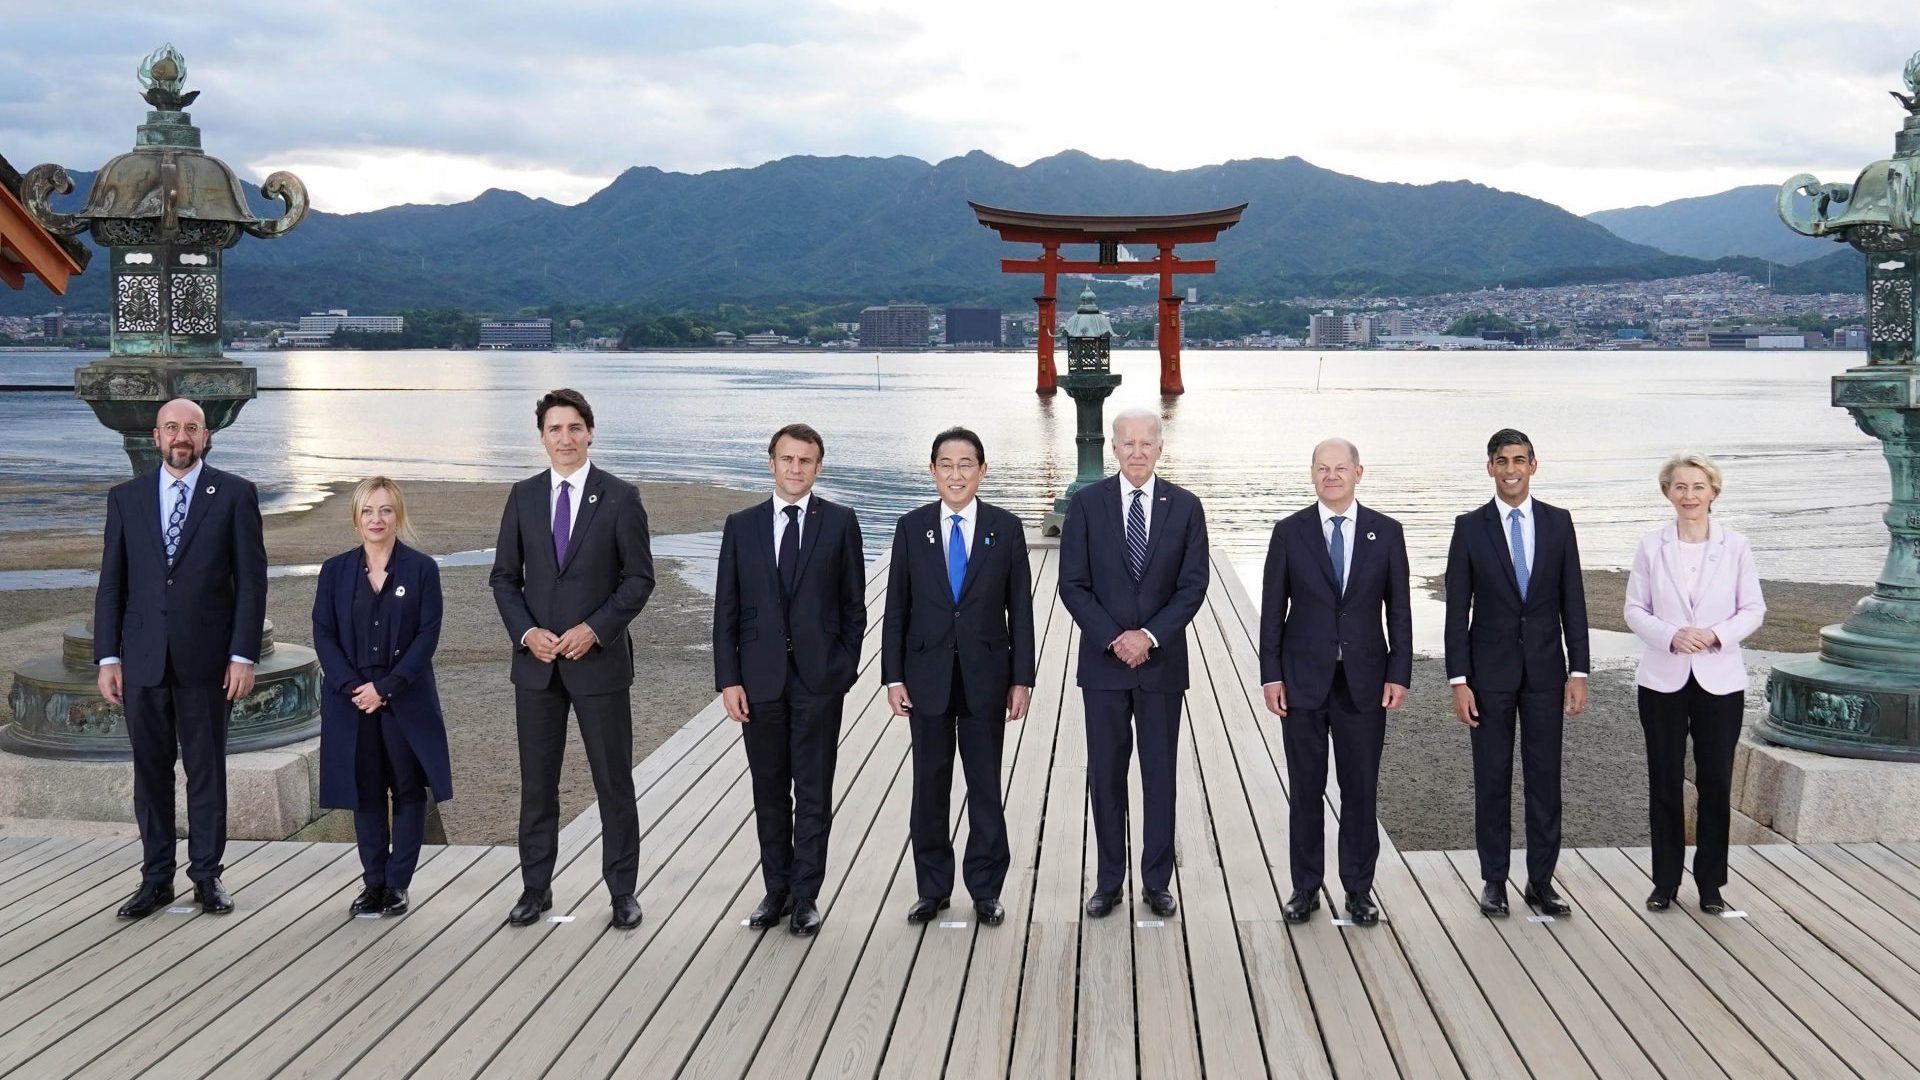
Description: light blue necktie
xmin=1329 ymin=515 xmax=1346 ymax=595
xmin=947 ymin=513 xmax=967 ymax=602
xmin=1126 ymin=489 xmax=1147 ymax=580
xmin=165 ymin=479 xmax=188 ymax=566
xmin=1509 ymin=508 xmax=1530 ymax=601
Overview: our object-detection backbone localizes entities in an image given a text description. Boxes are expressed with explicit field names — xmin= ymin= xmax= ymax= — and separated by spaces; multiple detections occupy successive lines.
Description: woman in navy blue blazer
xmin=311 ymin=477 xmax=453 ymax=917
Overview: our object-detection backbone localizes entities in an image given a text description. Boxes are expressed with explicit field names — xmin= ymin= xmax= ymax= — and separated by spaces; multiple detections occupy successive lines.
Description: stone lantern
xmin=4 ymin=45 xmax=321 ymax=761
xmin=1042 ymin=288 xmax=1122 ymax=535
xmin=1766 ymin=49 xmax=1920 ymax=760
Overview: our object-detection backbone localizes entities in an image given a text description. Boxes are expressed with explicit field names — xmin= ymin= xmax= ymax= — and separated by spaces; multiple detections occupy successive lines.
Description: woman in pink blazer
xmin=1624 ymin=453 xmax=1765 ymax=914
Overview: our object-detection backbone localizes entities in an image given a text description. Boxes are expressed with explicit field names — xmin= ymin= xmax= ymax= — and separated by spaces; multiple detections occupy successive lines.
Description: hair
xmin=929 ymin=426 xmax=986 ymax=465
xmin=768 ymin=422 xmax=825 ymax=458
xmin=1487 ymin=428 xmax=1534 ymax=461
xmin=535 ymin=388 xmax=594 ymax=431
xmin=1312 ymin=437 xmax=1362 ymax=467
xmin=1658 ymin=452 xmax=1723 ymax=496
xmin=350 ymin=475 xmax=421 ymax=545
xmin=1110 ymin=407 xmax=1165 ymax=442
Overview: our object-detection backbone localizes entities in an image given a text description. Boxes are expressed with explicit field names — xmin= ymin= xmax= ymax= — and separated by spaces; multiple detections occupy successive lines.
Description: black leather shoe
xmin=611 ymin=893 xmax=642 ymax=929
xmin=975 ymin=898 xmax=1005 ymax=926
xmin=1480 ymin=882 xmax=1509 ymax=916
xmin=1083 ymin=889 xmax=1122 ymax=918
xmin=194 ymin=878 xmax=234 ymax=915
xmin=906 ymin=896 xmax=950 ymax=924
xmin=350 ymin=886 xmax=387 ymax=916
xmin=117 ymin=882 xmax=174 ymax=920
xmin=1698 ymin=888 xmax=1728 ymax=915
xmin=1345 ymin=893 xmax=1380 ymax=926
xmin=382 ymin=889 xmax=410 ymax=917
xmin=790 ymin=898 xmax=822 ymax=936
xmin=1282 ymin=890 xmax=1320 ymax=923
xmin=508 ymin=887 xmax=553 ymax=926
xmin=1525 ymin=881 xmax=1571 ymax=917
xmin=1143 ymin=888 xmax=1177 ymax=917
xmin=1646 ymin=888 xmax=1674 ymax=911
xmin=748 ymin=891 xmax=793 ymax=929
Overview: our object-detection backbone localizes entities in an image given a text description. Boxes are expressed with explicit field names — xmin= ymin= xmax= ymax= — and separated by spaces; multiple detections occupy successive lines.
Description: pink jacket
xmin=1624 ymin=522 xmax=1766 ymax=695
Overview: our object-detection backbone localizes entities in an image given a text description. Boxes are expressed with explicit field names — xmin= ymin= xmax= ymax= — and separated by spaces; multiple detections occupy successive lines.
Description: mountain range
xmin=1585 ymin=184 xmax=1843 ymax=265
xmin=0 ymin=151 xmax=1864 ymax=319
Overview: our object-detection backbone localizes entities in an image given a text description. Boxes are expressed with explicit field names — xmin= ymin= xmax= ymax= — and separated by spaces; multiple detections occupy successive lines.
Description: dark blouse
xmin=353 ymin=550 xmax=397 ymax=692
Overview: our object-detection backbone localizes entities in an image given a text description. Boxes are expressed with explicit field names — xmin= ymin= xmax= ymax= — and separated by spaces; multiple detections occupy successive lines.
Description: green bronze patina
xmin=1767 ymin=49 xmax=1920 ymax=760
xmin=5 ymin=46 xmax=320 ymax=761
xmin=1043 ymin=288 xmax=1121 ymax=536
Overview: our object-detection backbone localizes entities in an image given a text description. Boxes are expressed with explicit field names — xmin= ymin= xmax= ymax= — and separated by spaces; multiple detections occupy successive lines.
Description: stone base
xmin=1686 ymin=707 xmax=1920 ymax=844
xmin=0 ymin=735 xmax=321 ymax=840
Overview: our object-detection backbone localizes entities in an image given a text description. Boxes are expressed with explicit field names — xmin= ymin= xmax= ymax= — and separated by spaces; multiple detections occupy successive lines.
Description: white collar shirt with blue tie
xmin=158 ymin=459 xmax=206 ymax=540
xmin=939 ymin=498 xmax=978 ymax=560
xmin=1498 ymin=496 xmax=1535 ymax=577
xmin=1119 ymin=473 xmax=1155 ymax=539
xmin=1316 ymin=499 xmax=1358 ymax=593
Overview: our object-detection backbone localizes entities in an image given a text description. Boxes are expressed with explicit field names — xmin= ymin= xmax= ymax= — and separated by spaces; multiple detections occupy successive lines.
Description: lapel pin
xmin=394 ymin=585 xmax=406 ymax=598
xmin=985 ymin=532 xmax=995 ymax=547
xmin=205 ymin=486 xmax=216 ymax=495
xmin=1366 ymin=531 xmax=1376 ymax=541
xmin=588 ymin=493 xmax=599 ymax=504
xmin=925 ymin=529 xmax=936 ymax=544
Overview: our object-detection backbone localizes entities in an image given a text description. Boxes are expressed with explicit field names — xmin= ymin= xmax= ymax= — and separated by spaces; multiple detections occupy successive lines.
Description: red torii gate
xmin=969 ymin=201 xmax=1245 ymax=395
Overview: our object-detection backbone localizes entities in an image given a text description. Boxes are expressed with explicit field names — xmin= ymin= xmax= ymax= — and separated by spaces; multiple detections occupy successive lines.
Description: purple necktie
xmin=553 ymin=480 xmax=572 ymax=565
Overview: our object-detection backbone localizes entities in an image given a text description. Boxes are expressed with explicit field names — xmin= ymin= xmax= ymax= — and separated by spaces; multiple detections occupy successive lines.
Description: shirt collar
xmin=938 ymin=497 xmax=978 ymax=524
xmin=774 ymin=490 xmax=813 ymax=516
xmin=1492 ymin=495 xmax=1534 ymax=521
xmin=550 ymin=460 xmax=591 ymax=490
xmin=161 ymin=459 xmax=205 ymax=493
xmin=1318 ymin=499 xmax=1358 ymax=525
xmin=1119 ymin=473 xmax=1156 ymax=501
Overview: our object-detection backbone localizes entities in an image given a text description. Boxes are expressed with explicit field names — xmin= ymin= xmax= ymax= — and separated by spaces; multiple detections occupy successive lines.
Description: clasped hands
xmin=526 ymin=623 xmax=598 ymax=663
xmin=1110 ymin=629 xmax=1153 ymax=668
xmin=1669 ymin=626 xmax=1719 ymax=654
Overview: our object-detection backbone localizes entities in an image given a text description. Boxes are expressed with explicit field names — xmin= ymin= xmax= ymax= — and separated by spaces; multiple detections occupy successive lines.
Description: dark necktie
xmin=1329 ymin=514 xmax=1347 ymax=596
xmin=779 ymin=504 xmax=801 ymax=597
xmin=1126 ymin=489 xmax=1146 ymax=580
xmin=165 ymin=479 xmax=187 ymax=566
xmin=552 ymin=480 xmax=572 ymax=566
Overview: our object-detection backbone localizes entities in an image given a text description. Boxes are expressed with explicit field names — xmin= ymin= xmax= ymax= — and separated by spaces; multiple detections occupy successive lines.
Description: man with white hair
xmin=1058 ymin=407 xmax=1210 ymax=919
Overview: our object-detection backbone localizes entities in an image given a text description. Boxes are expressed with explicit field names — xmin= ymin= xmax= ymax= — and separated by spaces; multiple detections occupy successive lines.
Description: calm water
xmin=0 ymin=349 xmax=1888 ymax=586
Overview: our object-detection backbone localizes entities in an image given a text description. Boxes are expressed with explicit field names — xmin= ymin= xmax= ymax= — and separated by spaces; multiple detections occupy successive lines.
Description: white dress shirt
xmin=773 ymin=490 xmax=813 ymax=562
xmin=1449 ymin=495 xmax=1585 ymax=685
xmin=938 ymin=498 xmax=978 ymax=560
xmin=549 ymin=460 xmax=591 ymax=537
xmin=1317 ymin=499 xmax=1357 ymax=592
xmin=101 ymin=459 xmax=251 ymax=667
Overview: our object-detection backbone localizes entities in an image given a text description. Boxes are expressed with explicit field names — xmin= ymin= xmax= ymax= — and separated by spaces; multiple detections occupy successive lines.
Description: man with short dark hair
xmin=491 ymin=388 xmax=656 ymax=930
xmin=1444 ymin=428 xmax=1589 ymax=917
xmin=882 ymin=427 xmax=1035 ymax=926
xmin=715 ymin=422 xmax=866 ymax=935
xmin=95 ymin=397 xmax=266 ymax=919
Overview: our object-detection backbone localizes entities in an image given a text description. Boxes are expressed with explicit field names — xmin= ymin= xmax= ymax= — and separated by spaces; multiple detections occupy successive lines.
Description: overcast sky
xmin=1 ymin=1 xmax=1912 ymax=216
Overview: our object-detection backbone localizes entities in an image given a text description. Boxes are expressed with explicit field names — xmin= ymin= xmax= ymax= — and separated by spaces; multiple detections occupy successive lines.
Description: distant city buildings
xmin=479 ymin=318 xmax=552 ymax=350
xmin=943 ymin=306 xmax=1002 ymax=347
xmin=743 ymin=330 xmax=785 ymax=346
xmin=859 ymin=303 xmax=930 ymax=348
xmin=1308 ymin=311 xmax=1351 ymax=348
xmin=282 ymin=309 xmax=405 ymax=347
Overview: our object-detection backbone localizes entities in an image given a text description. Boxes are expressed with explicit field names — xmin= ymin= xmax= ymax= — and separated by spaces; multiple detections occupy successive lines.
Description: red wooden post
xmin=1157 ymin=243 xmax=1184 ymax=395
xmin=1036 ymin=242 xmax=1060 ymax=394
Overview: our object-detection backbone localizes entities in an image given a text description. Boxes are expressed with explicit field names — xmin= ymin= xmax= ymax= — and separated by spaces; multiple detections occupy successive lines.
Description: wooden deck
xmin=2 ymin=544 xmax=1918 ymax=1077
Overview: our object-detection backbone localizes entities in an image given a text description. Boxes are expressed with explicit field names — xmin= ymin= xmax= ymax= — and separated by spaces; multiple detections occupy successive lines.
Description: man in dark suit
xmin=882 ymin=427 xmax=1035 ymax=927
xmin=714 ymin=423 xmax=866 ymax=936
xmin=1445 ymin=428 xmax=1589 ymax=918
xmin=95 ymin=397 xmax=267 ymax=919
xmin=1260 ymin=437 xmax=1410 ymax=926
xmin=491 ymin=388 xmax=655 ymax=930
xmin=1059 ymin=407 xmax=1209 ymax=919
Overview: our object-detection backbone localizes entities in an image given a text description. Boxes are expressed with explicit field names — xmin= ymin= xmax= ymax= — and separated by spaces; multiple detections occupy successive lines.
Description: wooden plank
xmin=1729 ymin=847 xmax=1920 ymax=1012
xmin=1075 ymin=767 xmax=1135 ymax=1079
xmin=1130 ymin=738 xmax=1202 ymax=1080
xmin=1754 ymin=845 xmax=1920 ymax=969
xmin=1578 ymin=848 xmax=1849 ymax=1078
xmin=0 ymin=838 xmax=139 ymax=940
xmin=1236 ymin=921 xmax=1333 ymax=1080
xmin=1801 ymin=843 xmax=1920 ymax=929
xmin=1008 ymin=921 xmax=1077 ymax=1079
xmin=0 ymin=837 xmax=87 ymax=895
xmin=1843 ymin=843 xmax=1920 ymax=908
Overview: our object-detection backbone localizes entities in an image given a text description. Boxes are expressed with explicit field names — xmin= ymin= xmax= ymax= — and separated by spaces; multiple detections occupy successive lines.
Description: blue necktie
xmin=1509 ymin=507 xmax=1530 ymax=601
xmin=1329 ymin=514 xmax=1346 ymax=596
xmin=165 ymin=479 xmax=188 ymax=566
xmin=947 ymin=513 xmax=968 ymax=602
xmin=1126 ymin=489 xmax=1147 ymax=580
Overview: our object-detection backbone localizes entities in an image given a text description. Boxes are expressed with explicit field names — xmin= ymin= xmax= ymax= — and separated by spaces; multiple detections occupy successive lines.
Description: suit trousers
xmin=1470 ymin=677 xmax=1565 ymax=886
xmin=1281 ymin=663 xmax=1386 ymax=897
xmin=742 ymin=661 xmax=846 ymax=900
xmin=353 ymin=707 xmax=430 ymax=890
xmin=125 ymin=660 xmax=230 ymax=886
xmin=909 ymin=663 xmax=1010 ymax=901
xmin=1084 ymin=687 xmax=1182 ymax=894
xmin=515 ymin=674 xmax=640 ymax=896
xmin=1639 ymin=677 xmax=1744 ymax=893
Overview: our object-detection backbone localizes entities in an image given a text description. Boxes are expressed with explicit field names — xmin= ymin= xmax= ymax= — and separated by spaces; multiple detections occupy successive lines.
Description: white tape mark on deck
xmin=354 ymin=912 xmax=384 ymax=920
xmin=938 ymin=920 xmax=969 ymax=929
xmin=1527 ymin=914 xmax=1557 ymax=923
xmin=548 ymin=914 xmax=575 ymax=924
xmin=166 ymin=906 xmax=195 ymax=915
xmin=1721 ymin=910 xmax=1750 ymax=919
xmin=1330 ymin=918 xmax=1356 ymax=927
xmin=1135 ymin=920 xmax=1165 ymax=928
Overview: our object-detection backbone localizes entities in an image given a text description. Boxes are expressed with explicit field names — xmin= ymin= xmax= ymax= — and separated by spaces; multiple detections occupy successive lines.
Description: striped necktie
xmin=1126 ymin=489 xmax=1147 ymax=580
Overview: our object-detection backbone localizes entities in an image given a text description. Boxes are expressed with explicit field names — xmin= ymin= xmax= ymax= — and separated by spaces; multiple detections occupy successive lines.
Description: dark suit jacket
xmin=1259 ymin=503 xmax=1412 ymax=711
xmin=713 ymin=494 xmax=866 ymax=701
xmin=1443 ymin=498 xmax=1590 ymax=692
xmin=311 ymin=541 xmax=454 ymax=808
xmin=1058 ymin=474 xmax=1210 ymax=693
xmin=881 ymin=500 xmax=1037 ymax=718
xmin=93 ymin=464 xmax=267 ymax=689
xmin=489 ymin=465 xmax=655 ymax=696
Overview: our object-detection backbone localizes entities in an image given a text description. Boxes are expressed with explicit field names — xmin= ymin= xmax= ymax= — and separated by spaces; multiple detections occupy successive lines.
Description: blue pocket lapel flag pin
xmin=984 ymin=532 xmax=995 ymax=547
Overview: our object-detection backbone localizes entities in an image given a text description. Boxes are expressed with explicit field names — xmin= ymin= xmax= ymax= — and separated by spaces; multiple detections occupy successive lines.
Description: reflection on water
xmin=0 ymin=348 xmax=1886 ymax=586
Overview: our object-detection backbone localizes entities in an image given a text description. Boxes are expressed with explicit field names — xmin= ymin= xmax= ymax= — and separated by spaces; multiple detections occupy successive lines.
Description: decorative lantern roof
xmin=1061 ymin=287 xmax=1114 ymax=341
xmin=1779 ymin=50 xmax=1920 ymax=249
